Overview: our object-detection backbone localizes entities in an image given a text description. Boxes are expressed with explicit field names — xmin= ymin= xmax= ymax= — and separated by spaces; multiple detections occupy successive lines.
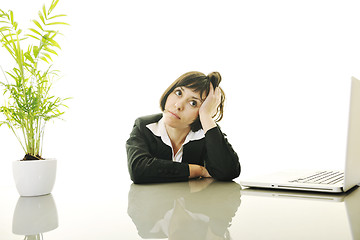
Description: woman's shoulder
xmin=134 ymin=113 xmax=163 ymax=127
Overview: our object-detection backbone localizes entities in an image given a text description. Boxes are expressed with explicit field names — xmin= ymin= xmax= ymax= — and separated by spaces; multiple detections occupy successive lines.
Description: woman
xmin=126 ymin=71 xmax=240 ymax=183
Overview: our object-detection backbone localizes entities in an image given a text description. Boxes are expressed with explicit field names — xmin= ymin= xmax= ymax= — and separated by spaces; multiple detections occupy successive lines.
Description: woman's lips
xmin=167 ymin=110 xmax=180 ymax=119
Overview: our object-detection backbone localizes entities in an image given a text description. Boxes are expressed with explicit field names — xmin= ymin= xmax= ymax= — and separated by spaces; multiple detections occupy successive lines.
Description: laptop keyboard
xmin=289 ymin=171 xmax=344 ymax=185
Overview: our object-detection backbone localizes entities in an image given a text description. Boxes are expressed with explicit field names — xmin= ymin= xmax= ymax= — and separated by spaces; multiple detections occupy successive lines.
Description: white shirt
xmin=149 ymin=198 xmax=210 ymax=236
xmin=146 ymin=117 xmax=205 ymax=163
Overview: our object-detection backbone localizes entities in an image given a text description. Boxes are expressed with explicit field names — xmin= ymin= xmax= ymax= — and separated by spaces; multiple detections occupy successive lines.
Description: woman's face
xmin=163 ymin=86 xmax=203 ymax=131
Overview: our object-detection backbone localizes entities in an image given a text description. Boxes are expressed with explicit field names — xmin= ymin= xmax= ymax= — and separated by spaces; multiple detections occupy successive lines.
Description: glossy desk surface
xmin=1 ymin=178 xmax=359 ymax=240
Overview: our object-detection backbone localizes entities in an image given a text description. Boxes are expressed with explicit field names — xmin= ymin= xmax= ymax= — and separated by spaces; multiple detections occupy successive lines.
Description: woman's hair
xmin=160 ymin=71 xmax=225 ymax=132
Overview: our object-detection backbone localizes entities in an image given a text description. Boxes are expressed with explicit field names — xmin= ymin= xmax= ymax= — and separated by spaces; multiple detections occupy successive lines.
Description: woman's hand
xmin=199 ymin=84 xmax=221 ymax=132
xmin=188 ymin=164 xmax=212 ymax=179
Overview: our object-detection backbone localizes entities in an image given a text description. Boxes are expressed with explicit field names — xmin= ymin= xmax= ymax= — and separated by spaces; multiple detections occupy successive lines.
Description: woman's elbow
xmin=128 ymin=161 xmax=147 ymax=184
xmin=129 ymin=170 xmax=148 ymax=184
xmin=210 ymin=164 xmax=241 ymax=181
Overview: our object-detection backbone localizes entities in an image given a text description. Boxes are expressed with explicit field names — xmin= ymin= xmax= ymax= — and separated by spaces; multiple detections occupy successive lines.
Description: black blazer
xmin=126 ymin=114 xmax=240 ymax=183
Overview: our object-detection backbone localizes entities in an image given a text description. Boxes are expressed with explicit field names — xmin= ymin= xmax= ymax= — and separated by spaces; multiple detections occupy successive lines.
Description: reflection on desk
xmin=237 ymin=186 xmax=360 ymax=240
xmin=2 ymin=179 xmax=359 ymax=239
xmin=12 ymin=194 xmax=58 ymax=239
xmin=127 ymin=178 xmax=241 ymax=239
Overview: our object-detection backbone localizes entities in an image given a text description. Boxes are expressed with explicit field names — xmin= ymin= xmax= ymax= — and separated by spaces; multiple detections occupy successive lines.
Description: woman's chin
xmin=163 ymin=116 xmax=179 ymax=128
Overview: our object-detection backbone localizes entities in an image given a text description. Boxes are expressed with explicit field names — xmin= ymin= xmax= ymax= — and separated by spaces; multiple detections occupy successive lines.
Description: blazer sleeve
xmin=126 ymin=118 xmax=190 ymax=184
xmin=203 ymin=126 xmax=240 ymax=181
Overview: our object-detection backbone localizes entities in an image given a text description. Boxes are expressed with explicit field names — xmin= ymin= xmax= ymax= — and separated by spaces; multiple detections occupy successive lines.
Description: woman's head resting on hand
xmin=160 ymin=71 xmax=225 ymax=132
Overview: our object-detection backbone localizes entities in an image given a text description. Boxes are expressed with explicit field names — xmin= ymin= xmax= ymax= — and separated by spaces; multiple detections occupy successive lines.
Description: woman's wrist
xmin=189 ymin=164 xmax=201 ymax=178
xmin=188 ymin=164 xmax=211 ymax=178
xmin=199 ymin=113 xmax=217 ymax=133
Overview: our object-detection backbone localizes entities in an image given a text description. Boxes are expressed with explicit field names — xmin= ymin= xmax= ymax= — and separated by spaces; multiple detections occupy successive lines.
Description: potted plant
xmin=0 ymin=0 xmax=69 ymax=196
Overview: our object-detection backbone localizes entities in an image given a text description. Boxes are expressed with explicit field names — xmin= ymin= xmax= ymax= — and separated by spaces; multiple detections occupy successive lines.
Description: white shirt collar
xmin=146 ymin=117 xmax=205 ymax=162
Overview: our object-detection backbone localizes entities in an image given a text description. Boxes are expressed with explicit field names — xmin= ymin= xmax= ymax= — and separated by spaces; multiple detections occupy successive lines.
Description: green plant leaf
xmin=9 ymin=10 xmax=14 ymax=24
xmin=13 ymin=21 xmax=18 ymax=30
xmin=38 ymin=11 xmax=46 ymax=25
xmin=28 ymin=28 xmax=42 ymax=36
xmin=47 ymin=14 xmax=67 ymax=20
xmin=42 ymin=5 xmax=47 ymax=19
xmin=25 ymin=34 xmax=40 ymax=41
xmin=49 ymin=0 xmax=59 ymax=14
xmin=40 ymin=56 xmax=49 ymax=63
xmin=32 ymin=19 xmax=43 ymax=31
xmin=33 ymin=46 xmax=39 ymax=57
xmin=24 ymin=52 xmax=35 ymax=63
xmin=0 ymin=26 xmax=10 ymax=31
xmin=47 ymin=38 xmax=61 ymax=49
xmin=42 ymin=52 xmax=52 ymax=62
xmin=44 ymin=46 xmax=58 ymax=56
xmin=46 ymin=22 xmax=69 ymax=26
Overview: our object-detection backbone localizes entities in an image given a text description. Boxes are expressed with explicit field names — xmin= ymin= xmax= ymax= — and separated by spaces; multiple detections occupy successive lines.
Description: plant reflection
xmin=12 ymin=194 xmax=58 ymax=239
xmin=24 ymin=234 xmax=43 ymax=240
xmin=128 ymin=178 xmax=241 ymax=239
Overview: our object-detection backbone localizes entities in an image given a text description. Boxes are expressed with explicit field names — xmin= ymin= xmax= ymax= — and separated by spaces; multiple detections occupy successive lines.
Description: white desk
xmin=0 ymin=178 xmax=359 ymax=239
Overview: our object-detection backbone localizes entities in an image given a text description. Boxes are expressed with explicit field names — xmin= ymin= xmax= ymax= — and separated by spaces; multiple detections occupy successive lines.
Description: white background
xmin=1 ymin=0 xmax=360 ymax=190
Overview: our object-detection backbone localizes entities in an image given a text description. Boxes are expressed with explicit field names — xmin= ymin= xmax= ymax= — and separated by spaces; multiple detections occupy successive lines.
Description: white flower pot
xmin=12 ymin=159 xmax=57 ymax=197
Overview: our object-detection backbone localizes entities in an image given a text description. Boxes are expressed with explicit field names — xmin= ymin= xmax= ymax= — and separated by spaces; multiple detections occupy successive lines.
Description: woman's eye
xmin=189 ymin=100 xmax=197 ymax=107
xmin=174 ymin=89 xmax=182 ymax=96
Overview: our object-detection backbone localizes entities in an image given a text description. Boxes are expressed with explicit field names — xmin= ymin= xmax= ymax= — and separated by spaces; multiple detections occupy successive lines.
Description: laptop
xmin=240 ymin=77 xmax=360 ymax=193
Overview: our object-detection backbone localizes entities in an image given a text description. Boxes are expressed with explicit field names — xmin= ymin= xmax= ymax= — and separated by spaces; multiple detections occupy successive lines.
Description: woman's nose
xmin=175 ymin=100 xmax=184 ymax=111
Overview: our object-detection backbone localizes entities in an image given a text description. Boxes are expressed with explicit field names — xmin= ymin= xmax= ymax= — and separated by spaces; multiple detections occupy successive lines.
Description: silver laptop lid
xmin=343 ymin=77 xmax=360 ymax=192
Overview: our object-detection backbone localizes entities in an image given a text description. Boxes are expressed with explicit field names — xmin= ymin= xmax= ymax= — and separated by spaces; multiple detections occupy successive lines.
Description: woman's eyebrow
xmin=178 ymin=86 xmax=202 ymax=102
xmin=192 ymin=96 xmax=202 ymax=102
xmin=187 ymin=89 xmax=203 ymax=101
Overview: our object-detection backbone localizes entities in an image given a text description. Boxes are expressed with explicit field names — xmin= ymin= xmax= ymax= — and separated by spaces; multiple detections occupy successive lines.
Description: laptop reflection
xmin=239 ymin=186 xmax=360 ymax=239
